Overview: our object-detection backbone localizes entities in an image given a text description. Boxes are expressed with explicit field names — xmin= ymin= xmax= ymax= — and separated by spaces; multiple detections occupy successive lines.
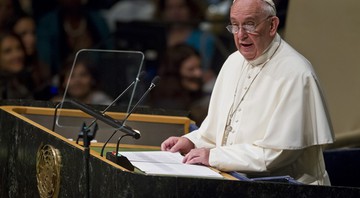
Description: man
xmin=161 ymin=0 xmax=334 ymax=185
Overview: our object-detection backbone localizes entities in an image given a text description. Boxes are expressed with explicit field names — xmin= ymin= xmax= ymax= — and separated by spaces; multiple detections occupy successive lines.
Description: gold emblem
xmin=36 ymin=144 xmax=61 ymax=198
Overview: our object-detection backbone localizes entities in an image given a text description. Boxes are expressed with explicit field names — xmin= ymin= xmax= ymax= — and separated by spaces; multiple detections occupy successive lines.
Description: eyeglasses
xmin=226 ymin=16 xmax=273 ymax=34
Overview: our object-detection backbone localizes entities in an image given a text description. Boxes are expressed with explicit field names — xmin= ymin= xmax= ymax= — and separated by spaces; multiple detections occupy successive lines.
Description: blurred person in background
xmin=102 ymin=0 xmax=156 ymax=31
xmin=273 ymin=0 xmax=289 ymax=35
xmin=36 ymin=0 xmax=111 ymax=76
xmin=11 ymin=0 xmax=116 ymax=22
xmin=52 ymin=57 xmax=112 ymax=105
xmin=11 ymin=14 xmax=52 ymax=100
xmin=12 ymin=14 xmax=36 ymax=56
xmin=0 ymin=0 xmax=14 ymax=32
xmin=0 ymin=32 xmax=32 ymax=99
xmin=12 ymin=0 xmax=33 ymax=16
xmin=150 ymin=43 xmax=210 ymax=126
xmin=154 ymin=0 xmax=217 ymax=86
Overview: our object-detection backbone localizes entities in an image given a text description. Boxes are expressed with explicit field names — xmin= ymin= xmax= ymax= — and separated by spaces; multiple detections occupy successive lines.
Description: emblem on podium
xmin=36 ymin=144 xmax=61 ymax=198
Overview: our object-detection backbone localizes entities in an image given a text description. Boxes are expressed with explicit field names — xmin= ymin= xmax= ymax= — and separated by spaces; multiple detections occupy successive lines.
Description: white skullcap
xmin=233 ymin=0 xmax=275 ymax=7
xmin=262 ymin=0 xmax=276 ymax=10
xmin=233 ymin=0 xmax=276 ymax=12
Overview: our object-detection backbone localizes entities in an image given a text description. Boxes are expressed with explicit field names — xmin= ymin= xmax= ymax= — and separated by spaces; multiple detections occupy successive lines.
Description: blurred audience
xmin=12 ymin=0 xmax=33 ymax=16
xmin=0 ymin=0 xmax=290 ymax=106
xmin=154 ymin=0 xmax=217 ymax=83
xmin=52 ymin=57 xmax=112 ymax=105
xmin=36 ymin=0 xmax=111 ymax=76
xmin=150 ymin=44 xmax=210 ymax=125
xmin=0 ymin=0 xmax=14 ymax=32
xmin=11 ymin=0 xmax=58 ymax=21
xmin=102 ymin=0 xmax=156 ymax=31
xmin=11 ymin=14 xmax=52 ymax=100
xmin=273 ymin=0 xmax=289 ymax=34
xmin=0 ymin=32 xmax=31 ymax=99
xmin=12 ymin=14 xmax=36 ymax=56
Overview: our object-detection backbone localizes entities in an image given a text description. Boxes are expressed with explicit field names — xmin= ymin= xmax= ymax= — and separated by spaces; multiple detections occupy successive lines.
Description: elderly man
xmin=161 ymin=0 xmax=334 ymax=185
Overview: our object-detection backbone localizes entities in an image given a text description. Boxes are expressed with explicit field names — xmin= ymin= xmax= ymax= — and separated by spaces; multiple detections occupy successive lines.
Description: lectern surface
xmin=0 ymin=103 xmax=359 ymax=197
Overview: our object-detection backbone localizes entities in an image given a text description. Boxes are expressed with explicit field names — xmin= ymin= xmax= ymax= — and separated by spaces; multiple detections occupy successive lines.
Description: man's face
xmin=230 ymin=0 xmax=277 ymax=60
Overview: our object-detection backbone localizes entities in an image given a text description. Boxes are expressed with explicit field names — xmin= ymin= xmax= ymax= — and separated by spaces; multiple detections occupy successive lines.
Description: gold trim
xmin=0 ymin=106 xmax=191 ymax=172
xmin=36 ymin=144 xmax=61 ymax=198
xmin=0 ymin=106 xmax=191 ymax=134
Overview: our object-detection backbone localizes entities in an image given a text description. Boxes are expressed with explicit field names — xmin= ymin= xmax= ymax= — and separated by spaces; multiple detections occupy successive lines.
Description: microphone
xmin=86 ymin=71 xmax=146 ymax=129
xmin=123 ymin=76 xmax=161 ymax=124
xmin=106 ymin=76 xmax=160 ymax=169
xmin=66 ymin=99 xmax=141 ymax=139
xmin=103 ymin=71 xmax=146 ymax=114
xmin=100 ymin=76 xmax=160 ymax=157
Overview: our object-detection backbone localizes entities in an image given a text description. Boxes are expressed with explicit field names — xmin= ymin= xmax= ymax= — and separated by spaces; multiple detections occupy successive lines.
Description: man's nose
xmin=236 ymin=28 xmax=248 ymax=39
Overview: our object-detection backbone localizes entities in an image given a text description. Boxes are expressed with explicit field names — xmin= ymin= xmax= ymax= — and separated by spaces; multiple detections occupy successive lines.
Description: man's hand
xmin=182 ymin=148 xmax=210 ymax=166
xmin=161 ymin=136 xmax=194 ymax=154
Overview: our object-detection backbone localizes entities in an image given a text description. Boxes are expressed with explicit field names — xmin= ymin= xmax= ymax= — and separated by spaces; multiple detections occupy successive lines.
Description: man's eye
xmin=244 ymin=21 xmax=255 ymax=26
xmin=243 ymin=24 xmax=253 ymax=29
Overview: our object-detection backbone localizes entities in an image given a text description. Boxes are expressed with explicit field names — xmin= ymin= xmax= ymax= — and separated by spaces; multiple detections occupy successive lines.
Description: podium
xmin=0 ymin=100 xmax=359 ymax=197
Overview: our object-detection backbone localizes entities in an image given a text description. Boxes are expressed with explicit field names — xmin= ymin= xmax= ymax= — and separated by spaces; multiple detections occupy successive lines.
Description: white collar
xmin=248 ymin=34 xmax=281 ymax=67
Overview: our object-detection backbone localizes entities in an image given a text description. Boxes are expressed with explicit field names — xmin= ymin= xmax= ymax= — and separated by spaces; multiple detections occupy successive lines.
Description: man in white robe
xmin=161 ymin=0 xmax=334 ymax=185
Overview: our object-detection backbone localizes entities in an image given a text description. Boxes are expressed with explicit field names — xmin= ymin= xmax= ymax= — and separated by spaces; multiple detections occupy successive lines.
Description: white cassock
xmin=184 ymin=34 xmax=335 ymax=185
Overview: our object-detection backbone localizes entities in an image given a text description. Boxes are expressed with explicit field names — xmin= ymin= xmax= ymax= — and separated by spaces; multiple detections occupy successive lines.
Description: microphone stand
xmin=51 ymin=71 xmax=147 ymax=196
xmin=87 ymin=71 xmax=146 ymax=129
xmin=77 ymin=122 xmax=98 ymax=198
xmin=83 ymin=124 xmax=90 ymax=198
xmin=100 ymin=76 xmax=160 ymax=156
xmin=103 ymin=76 xmax=160 ymax=170
xmin=106 ymin=134 xmax=135 ymax=171
xmin=52 ymin=101 xmax=94 ymax=197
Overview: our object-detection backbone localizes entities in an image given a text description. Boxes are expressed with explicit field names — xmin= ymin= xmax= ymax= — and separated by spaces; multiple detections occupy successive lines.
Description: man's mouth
xmin=241 ymin=43 xmax=253 ymax=47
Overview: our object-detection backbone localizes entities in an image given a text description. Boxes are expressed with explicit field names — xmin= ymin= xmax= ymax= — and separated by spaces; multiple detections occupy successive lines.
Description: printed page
xmin=120 ymin=151 xmax=184 ymax=164
xmin=120 ymin=151 xmax=223 ymax=179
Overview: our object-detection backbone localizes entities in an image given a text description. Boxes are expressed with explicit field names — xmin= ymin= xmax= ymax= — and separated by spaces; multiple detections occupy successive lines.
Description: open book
xmin=119 ymin=151 xmax=223 ymax=179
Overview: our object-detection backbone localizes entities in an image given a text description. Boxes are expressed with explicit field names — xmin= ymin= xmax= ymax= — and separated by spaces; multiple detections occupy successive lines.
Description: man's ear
xmin=270 ymin=16 xmax=280 ymax=36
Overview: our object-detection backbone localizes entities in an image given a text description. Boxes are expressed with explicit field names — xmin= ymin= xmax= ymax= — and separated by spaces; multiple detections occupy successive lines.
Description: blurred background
xmin=0 ymin=0 xmax=359 ymax=151
xmin=0 ymin=0 xmax=290 ymax=125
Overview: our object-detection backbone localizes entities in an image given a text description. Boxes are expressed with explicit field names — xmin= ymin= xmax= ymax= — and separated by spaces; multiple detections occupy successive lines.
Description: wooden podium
xmin=0 ymin=101 xmax=359 ymax=197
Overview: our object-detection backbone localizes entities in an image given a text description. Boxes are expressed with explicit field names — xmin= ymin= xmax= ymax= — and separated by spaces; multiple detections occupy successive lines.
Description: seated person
xmin=52 ymin=57 xmax=112 ymax=105
xmin=0 ymin=31 xmax=31 ymax=99
xmin=154 ymin=0 xmax=217 ymax=83
xmin=11 ymin=14 xmax=52 ymax=100
xmin=150 ymin=43 xmax=210 ymax=126
xmin=36 ymin=0 xmax=111 ymax=75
